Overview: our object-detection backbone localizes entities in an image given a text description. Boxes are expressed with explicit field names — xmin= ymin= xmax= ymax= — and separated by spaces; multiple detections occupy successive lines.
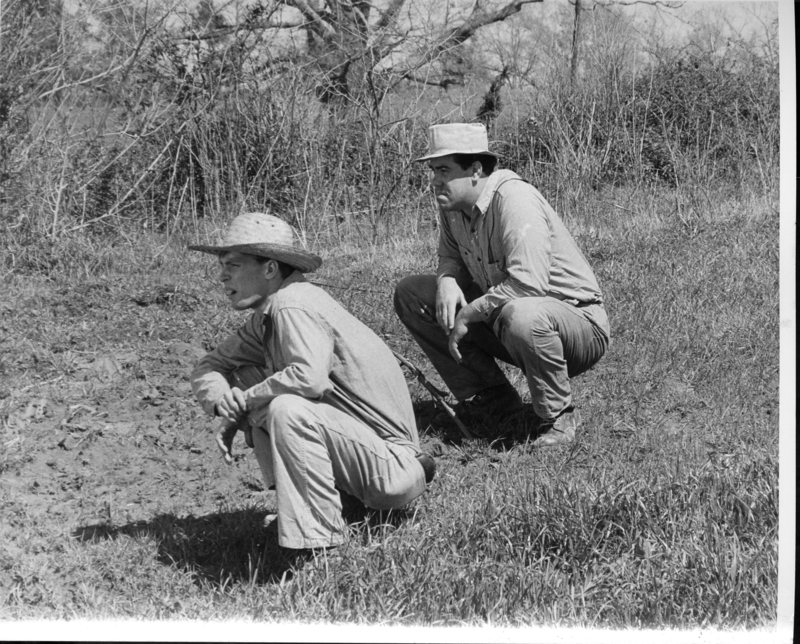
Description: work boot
xmin=417 ymin=453 xmax=436 ymax=484
xmin=532 ymin=407 xmax=578 ymax=447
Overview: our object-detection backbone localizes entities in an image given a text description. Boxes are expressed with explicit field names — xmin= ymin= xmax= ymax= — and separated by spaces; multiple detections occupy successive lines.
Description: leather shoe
xmin=532 ymin=407 xmax=578 ymax=447
xmin=417 ymin=453 xmax=436 ymax=484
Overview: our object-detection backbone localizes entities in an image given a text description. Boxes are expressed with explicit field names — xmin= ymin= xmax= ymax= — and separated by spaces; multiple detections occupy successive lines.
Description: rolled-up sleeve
xmin=242 ymin=308 xmax=334 ymax=408
xmin=191 ymin=318 xmax=266 ymax=416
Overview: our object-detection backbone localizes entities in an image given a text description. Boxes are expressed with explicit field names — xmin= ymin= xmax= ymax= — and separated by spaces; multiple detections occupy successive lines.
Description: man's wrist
xmin=456 ymin=302 xmax=482 ymax=324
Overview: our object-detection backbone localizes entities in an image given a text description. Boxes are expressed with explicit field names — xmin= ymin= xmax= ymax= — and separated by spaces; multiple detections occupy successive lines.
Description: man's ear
xmin=262 ymin=258 xmax=279 ymax=279
xmin=471 ymin=161 xmax=483 ymax=179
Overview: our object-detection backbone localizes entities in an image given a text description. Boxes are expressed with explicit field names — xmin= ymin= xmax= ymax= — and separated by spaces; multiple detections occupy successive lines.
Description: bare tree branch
xmin=436 ymin=0 xmax=544 ymax=52
xmin=572 ymin=0 xmax=684 ymax=12
xmin=592 ymin=0 xmax=684 ymax=7
xmin=374 ymin=0 xmax=407 ymax=31
xmin=391 ymin=0 xmax=543 ymax=84
xmin=285 ymin=0 xmax=337 ymax=39
xmin=175 ymin=19 xmax=308 ymax=42
xmin=402 ymin=72 xmax=463 ymax=89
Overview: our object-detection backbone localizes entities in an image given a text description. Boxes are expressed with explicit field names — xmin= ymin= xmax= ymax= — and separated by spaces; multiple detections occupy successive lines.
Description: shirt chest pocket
xmin=460 ymin=246 xmax=479 ymax=270
xmin=461 ymin=246 xmax=506 ymax=286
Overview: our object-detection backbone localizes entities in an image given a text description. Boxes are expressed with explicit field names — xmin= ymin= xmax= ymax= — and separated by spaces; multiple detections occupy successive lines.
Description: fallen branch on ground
xmin=392 ymin=351 xmax=475 ymax=440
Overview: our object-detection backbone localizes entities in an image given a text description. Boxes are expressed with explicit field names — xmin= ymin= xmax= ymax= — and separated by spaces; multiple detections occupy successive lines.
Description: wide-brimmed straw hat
xmin=415 ymin=122 xmax=498 ymax=162
xmin=189 ymin=212 xmax=322 ymax=273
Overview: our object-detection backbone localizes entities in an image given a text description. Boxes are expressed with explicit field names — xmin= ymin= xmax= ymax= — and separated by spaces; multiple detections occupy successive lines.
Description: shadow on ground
xmin=72 ymin=497 xmax=417 ymax=587
xmin=413 ymin=398 xmax=550 ymax=452
xmin=72 ymin=509 xmax=300 ymax=585
xmin=413 ymin=399 xmax=467 ymax=447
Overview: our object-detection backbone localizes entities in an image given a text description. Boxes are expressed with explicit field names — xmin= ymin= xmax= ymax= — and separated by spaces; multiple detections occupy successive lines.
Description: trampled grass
xmin=0 ymin=183 xmax=780 ymax=631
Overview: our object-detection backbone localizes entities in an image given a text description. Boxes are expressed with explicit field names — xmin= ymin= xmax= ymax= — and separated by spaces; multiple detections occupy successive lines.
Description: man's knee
xmin=363 ymin=472 xmax=424 ymax=510
xmin=394 ymin=274 xmax=436 ymax=321
xmin=496 ymin=299 xmax=554 ymax=341
xmin=266 ymin=394 xmax=312 ymax=447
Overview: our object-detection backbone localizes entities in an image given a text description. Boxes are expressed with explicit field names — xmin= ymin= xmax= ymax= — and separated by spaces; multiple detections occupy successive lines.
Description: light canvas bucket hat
xmin=189 ymin=212 xmax=322 ymax=272
xmin=415 ymin=122 xmax=497 ymax=162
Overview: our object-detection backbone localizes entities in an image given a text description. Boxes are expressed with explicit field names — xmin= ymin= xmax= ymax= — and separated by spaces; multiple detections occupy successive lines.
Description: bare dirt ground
xmin=0 ymin=251 xmax=449 ymax=616
xmin=0 ymin=263 xmax=299 ymax=603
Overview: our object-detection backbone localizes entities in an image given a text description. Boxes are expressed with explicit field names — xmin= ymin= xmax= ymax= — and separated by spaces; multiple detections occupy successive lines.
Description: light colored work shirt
xmin=191 ymin=272 xmax=420 ymax=452
xmin=437 ymin=169 xmax=604 ymax=324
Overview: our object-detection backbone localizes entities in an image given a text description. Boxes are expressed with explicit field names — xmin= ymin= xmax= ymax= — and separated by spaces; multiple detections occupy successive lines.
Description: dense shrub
xmin=0 ymin=1 xmax=780 ymax=241
xmin=0 ymin=0 xmax=62 ymax=205
xmin=630 ymin=52 xmax=779 ymax=184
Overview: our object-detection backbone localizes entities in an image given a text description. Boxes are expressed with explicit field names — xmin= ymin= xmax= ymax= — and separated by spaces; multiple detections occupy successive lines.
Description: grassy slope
xmin=0 ymin=185 xmax=779 ymax=628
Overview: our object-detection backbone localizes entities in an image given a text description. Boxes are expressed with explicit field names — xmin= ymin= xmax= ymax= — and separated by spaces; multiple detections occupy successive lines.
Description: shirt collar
xmin=258 ymin=270 xmax=307 ymax=315
xmin=473 ymin=169 xmax=521 ymax=216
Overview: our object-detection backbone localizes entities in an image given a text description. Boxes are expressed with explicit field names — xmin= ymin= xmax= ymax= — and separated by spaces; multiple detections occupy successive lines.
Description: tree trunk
xmin=570 ymin=0 xmax=582 ymax=86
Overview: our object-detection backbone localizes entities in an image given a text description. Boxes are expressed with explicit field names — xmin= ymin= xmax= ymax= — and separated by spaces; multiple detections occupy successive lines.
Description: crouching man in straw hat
xmin=394 ymin=123 xmax=610 ymax=446
xmin=189 ymin=212 xmax=434 ymax=552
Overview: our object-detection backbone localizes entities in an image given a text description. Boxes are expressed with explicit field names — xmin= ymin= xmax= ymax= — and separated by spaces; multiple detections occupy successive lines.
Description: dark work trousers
xmin=394 ymin=274 xmax=609 ymax=420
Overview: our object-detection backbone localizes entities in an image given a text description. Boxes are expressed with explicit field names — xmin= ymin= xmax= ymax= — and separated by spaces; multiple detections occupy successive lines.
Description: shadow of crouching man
xmin=71 ymin=498 xmax=420 ymax=587
xmin=72 ymin=509 xmax=298 ymax=586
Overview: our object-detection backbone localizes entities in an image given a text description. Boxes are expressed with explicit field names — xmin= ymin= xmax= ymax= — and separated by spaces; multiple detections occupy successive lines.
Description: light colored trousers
xmin=394 ymin=274 xmax=610 ymax=421
xmin=231 ymin=369 xmax=426 ymax=550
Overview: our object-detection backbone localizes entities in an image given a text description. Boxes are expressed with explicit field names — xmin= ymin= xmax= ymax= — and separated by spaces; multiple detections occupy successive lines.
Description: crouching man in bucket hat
xmin=189 ymin=212 xmax=434 ymax=552
xmin=394 ymin=123 xmax=610 ymax=446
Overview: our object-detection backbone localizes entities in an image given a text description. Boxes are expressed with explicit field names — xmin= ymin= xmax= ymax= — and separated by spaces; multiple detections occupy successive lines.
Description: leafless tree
xmin=177 ymin=0 xmax=544 ymax=112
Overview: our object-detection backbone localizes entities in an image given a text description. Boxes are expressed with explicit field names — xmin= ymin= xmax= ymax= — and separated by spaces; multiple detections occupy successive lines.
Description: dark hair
xmin=452 ymin=153 xmax=497 ymax=175
xmin=258 ymin=256 xmax=295 ymax=278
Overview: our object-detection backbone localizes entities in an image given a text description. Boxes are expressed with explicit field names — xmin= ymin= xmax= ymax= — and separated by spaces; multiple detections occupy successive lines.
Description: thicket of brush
xmin=0 ymin=1 xmax=779 ymax=259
